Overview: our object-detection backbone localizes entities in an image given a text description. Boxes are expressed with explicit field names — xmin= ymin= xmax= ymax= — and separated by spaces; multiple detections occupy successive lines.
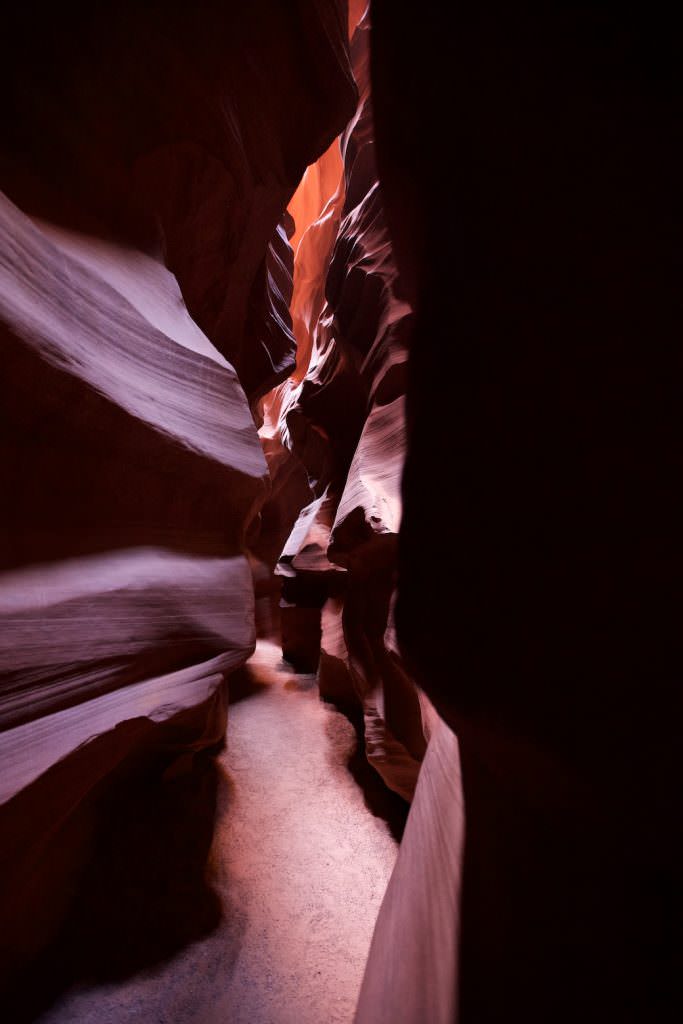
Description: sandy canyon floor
xmin=32 ymin=640 xmax=403 ymax=1024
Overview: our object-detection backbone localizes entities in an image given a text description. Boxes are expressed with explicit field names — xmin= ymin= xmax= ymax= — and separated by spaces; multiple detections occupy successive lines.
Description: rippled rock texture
xmin=0 ymin=193 xmax=264 ymax=990
xmin=262 ymin=10 xmax=425 ymax=802
xmin=2 ymin=2 xmax=356 ymax=404
xmin=1 ymin=0 xmax=356 ymax=992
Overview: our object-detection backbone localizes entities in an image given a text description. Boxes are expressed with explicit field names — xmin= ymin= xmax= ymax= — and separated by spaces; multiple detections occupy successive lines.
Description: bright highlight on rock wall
xmin=0 ymin=0 xmax=356 ymax=986
xmin=260 ymin=9 xmax=430 ymax=803
xmin=2 ymin=4 xmax=679 ymax=1023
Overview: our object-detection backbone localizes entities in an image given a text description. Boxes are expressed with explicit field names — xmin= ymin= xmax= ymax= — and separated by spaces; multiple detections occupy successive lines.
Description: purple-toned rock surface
xmin=355 ymin=719 xmax=464 ymax=1024
xmin=0 ymin=196 xmax=265 ymax=982
xmin=2 ymin=1 xmax=356 ymax=403
xmin=0 ymin=0 xmax=358 ymax=990
xmin=4 ymin=4 xmax=677 ymax=1021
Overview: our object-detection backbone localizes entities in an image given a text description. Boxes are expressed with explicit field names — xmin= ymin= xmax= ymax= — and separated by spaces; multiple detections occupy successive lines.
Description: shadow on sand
xmin=324 ymin=697 xmax=410 ymax=844
xmin=4 ymin=749 xmax=232 ymax=1023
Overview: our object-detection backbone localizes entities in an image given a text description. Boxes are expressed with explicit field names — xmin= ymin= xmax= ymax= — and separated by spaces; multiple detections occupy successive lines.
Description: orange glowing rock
xmin=261 ymin=8 xmax=425 ymax=806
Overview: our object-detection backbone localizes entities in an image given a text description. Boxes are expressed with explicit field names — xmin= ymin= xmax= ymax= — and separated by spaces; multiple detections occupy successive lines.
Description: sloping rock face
xmin=2 ymin=1 xmax=356 ymax=404
xmin=355 ymin=718 xmax=463 ymax=1024
xmin=0 ymin=197 xmax=264 ymax=986
xmin=362 ymin=5 xmax=683 ymax=1024
xmin=0 ymin=0 xmax=356 ymax=989
xmin=263 ymin=11 xmax=427 ymax=802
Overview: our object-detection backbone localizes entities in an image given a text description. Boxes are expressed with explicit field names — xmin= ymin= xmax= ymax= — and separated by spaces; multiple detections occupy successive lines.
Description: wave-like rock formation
xmin=1 ymin=0 xmax=357 ymax=991
xmin=0 ymin=194 xmax=265 ymax=984
xmin=5 ymin=4 xmax=676 ymax=1021
xmin=262 ymin=9 xmax=426 ymax=803
xmin=2 ymin=1 xmax=356 ymax=404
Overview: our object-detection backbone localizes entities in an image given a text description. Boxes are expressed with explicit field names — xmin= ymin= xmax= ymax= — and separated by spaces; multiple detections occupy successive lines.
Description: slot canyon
xmin=1 ymin=4 xmax=680 ymax=1023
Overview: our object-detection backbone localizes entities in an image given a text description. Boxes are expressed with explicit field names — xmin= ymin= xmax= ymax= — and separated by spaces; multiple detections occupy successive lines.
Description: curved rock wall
xmin=0 ymin=0 xmax=356 ymax=987
xmin=265 ymin=10 xmax=427 ymax=802
xmin=0 ymin=192 xmax=265 ymax=984
xmin=2 ymin=1 xmax=356 ymax=403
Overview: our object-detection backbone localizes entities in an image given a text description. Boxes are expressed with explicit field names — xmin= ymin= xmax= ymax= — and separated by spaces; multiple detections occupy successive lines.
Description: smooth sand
xmin=36 ymin=640 xmax=399 ymax=1024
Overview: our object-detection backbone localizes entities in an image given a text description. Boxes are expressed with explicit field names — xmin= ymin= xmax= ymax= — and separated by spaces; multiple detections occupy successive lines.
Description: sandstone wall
xmin=0 ymin=0 xmax=356 ymax=985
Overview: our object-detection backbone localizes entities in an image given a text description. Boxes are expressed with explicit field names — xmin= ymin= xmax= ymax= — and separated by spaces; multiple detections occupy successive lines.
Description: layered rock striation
xmin=2 ymin=1 xmax=356 ymax=403
xmin=0 ymin=193 xmax=265 ymax=984
xmin=263 ymin=10 xmax=426 ymax=802
xmin=1 ymin=0 xmax=357 ymax=989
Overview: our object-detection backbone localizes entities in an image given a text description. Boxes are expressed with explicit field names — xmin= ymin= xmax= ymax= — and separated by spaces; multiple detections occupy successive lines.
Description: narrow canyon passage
xmin=34 ymin=641 xmax=402 ymax=1024
xmin=3 ymin=4 xmax=680 ymax=1022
